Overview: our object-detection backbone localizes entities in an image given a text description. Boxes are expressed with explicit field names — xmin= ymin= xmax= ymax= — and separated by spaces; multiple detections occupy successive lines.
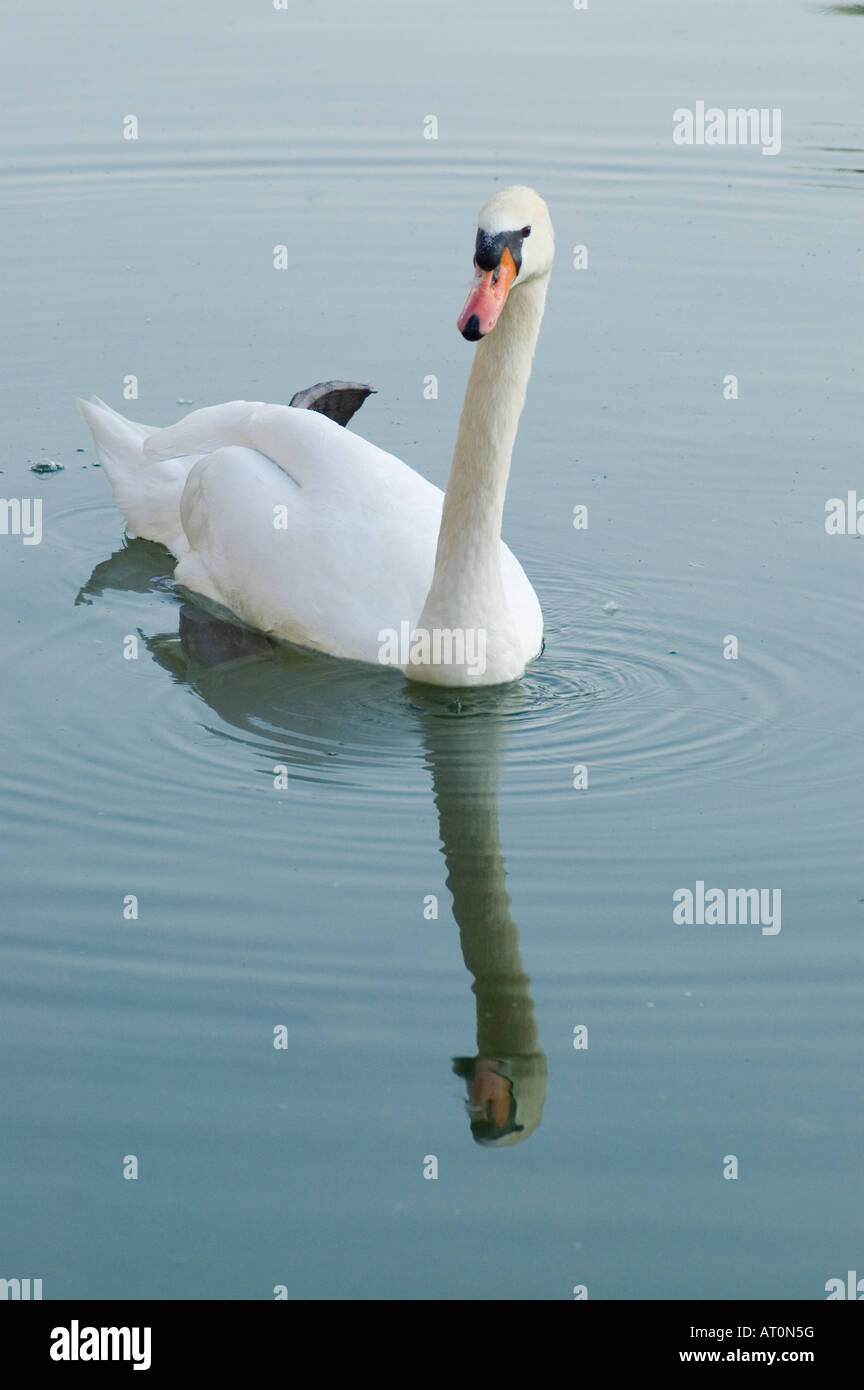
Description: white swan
xmin=78 ymin=186 xmax=554 ymax=686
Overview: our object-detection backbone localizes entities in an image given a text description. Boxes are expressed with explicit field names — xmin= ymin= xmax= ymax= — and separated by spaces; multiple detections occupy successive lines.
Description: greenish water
xmin=1 ymin=0 xmax=861 ymax=1299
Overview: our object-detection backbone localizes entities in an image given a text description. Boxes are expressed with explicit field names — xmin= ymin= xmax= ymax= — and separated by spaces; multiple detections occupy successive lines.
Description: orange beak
xmin=457 ymin=247 xmax=518 ymax=340
xmin=467 ymin=1071 xmax=513 ymax=1128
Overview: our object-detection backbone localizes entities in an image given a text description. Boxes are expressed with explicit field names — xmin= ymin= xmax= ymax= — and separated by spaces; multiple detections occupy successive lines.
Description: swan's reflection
xmin=411 ymin=685 xmax=546 ymax=1145
xmin=80 ymin=541 xmax=547 ymax=1145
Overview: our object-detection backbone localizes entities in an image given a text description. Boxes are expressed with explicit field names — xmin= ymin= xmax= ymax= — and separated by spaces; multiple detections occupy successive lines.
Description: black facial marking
xmin=474 ymin=226 xmax=528 ymax=275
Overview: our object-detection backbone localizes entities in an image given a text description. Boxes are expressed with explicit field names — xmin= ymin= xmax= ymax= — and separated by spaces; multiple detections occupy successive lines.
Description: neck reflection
xmin=412 ymin=685 xmax=547 ymax=1147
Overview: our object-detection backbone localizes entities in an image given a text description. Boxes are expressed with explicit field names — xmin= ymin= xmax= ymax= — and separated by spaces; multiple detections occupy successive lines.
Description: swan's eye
xmin=521 ymin=225 xmax=531 ymax=238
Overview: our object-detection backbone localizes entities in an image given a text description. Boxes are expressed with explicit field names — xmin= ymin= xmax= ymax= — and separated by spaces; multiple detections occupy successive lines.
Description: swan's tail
xmin=76 ymin=396 xmax=199 ymax=555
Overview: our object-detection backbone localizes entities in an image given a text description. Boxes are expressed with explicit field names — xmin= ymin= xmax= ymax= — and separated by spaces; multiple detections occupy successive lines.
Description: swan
xmin=78 ymin=186 xmax=554 ymax=686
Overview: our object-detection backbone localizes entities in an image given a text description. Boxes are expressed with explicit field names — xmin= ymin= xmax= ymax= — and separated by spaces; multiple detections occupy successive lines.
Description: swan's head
xmin=457 ymin=186 xmax=553 ymax=341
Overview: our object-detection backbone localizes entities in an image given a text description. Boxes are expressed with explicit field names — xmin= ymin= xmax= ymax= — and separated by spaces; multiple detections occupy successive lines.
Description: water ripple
xmin=5 ymin=508 xmax=858 ymax=838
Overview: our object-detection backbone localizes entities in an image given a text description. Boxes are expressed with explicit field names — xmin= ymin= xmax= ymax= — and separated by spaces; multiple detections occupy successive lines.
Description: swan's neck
xmin=421 ymin=274 xmax=548 ymax=625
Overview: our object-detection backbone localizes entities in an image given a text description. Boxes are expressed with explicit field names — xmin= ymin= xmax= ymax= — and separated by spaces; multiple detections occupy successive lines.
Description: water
xmin=1 ymin=0 xmax=861 ymax=1300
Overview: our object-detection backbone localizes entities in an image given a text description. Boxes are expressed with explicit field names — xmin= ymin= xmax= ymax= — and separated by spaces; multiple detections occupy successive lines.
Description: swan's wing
xmin=142 ymin=401 xmax=262 ymax=462
xmin=142 ymin=383 xmax=375 ymax=464
xmin=143 ymin=400 xmax=390 ymax=491
xmin=289 ymin=381 xmax=375 ymax=426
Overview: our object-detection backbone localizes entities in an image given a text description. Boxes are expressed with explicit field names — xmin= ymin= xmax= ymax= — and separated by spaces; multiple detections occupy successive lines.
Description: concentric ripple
xmin=6 ymin=512 xmax=859 ymax=842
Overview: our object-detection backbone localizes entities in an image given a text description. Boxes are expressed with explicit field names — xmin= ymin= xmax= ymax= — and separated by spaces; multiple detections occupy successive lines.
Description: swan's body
xmin=76 ymin=396 xmax=542 ymax=672
xmin=78 ymin=187 xmax=554 ymax=686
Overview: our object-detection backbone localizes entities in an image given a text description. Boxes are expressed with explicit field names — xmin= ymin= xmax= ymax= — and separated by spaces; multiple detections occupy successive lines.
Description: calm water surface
xmin=1 ymin=0 xmax=862 ymax=1299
